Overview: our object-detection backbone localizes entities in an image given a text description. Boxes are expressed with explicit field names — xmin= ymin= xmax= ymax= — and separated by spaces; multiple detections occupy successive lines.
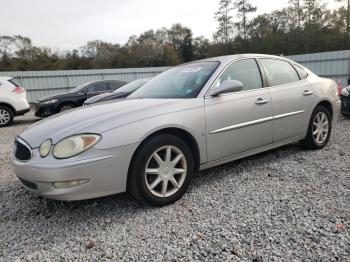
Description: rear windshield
xmin=8 ymin=78 xmax=21 ymax=87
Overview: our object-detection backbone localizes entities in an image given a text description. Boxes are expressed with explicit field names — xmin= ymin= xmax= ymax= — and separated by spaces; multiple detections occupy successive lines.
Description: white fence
xmin=1 ymin=50 xmax=349 ymax=102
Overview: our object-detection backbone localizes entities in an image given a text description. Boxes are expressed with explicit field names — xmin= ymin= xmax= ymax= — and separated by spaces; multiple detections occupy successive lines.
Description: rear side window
xmin=214 ymin=59 xmax=263 ymax=91
xmin=111 ymin=81 xmax=126 ymax=90
xmin=293 ymin=64 xmax=308 ymax=79
xmin=87 ymin=82 xmax=109 ymax=92
xmin=260 ymin=59 xmax=300 ymax=86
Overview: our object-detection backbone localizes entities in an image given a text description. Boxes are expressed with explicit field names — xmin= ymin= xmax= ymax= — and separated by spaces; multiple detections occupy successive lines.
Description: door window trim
xmin=291 ymin=63 xmax=309 ymax=80
xmin=205 ymin=57 xmax=266 ymax=98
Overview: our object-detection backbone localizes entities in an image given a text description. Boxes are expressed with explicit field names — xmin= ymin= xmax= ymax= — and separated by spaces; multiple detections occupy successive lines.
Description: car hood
xmin=84 ymin=92 xmax=127 ymax=104
xmin=20 ymin=98 xmax=202 ymax=148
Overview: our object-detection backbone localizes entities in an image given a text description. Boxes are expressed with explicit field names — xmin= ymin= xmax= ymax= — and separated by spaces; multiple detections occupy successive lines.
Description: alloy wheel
xmin=0 ymin=109 xmax=11 ymax=125
xmin=145 ymin=146 xmax=187 ymax=198
xmin=60 ymin=105 xmax=73 ymax=112
xmin=312 ymin=112 xmax=329 ymax=144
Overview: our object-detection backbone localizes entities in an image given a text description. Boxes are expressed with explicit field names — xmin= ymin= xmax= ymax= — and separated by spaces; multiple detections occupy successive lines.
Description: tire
xmin=0 ymin=105 xmax=14 ymax=127
xmin=59 ymin=103 xmax=75 ymax=112
xmin=128 ymin=134 xmax=194 ymax=206
xmin=301 ymin=105 xmax=332 ymax=150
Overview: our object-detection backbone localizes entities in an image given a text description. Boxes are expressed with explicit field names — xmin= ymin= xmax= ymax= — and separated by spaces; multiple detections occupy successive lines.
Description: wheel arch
xmin=315 ymin=100 xmax=333 ymax=120
xmin=57 ymin=101 xmax=77 ymax=109
xmin=0 ymin=102 xmax=15 ymax=114
xmin=129 ymin=127 xmax=201 ymax=175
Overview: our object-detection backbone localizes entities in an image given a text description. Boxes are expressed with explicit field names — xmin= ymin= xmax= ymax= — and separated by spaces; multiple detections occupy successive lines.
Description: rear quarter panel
xmin=309 ymin=75 xmax=340 ymax=125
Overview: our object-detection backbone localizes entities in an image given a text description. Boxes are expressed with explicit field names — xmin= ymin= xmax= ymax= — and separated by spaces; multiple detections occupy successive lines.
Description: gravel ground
xmin=0 ymin=111 xmax=349 ymax=261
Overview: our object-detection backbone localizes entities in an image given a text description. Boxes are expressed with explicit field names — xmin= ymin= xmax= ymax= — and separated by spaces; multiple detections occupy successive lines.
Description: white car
xmin=0 ymin=77 xmax=30 ymax=127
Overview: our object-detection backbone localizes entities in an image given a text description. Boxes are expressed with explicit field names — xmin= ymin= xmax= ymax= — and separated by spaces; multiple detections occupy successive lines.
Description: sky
xmin=0 ymin=0 xmax=341 ymax=51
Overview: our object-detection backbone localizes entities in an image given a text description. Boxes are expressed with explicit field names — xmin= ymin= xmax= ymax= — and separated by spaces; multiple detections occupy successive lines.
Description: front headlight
xmin=41 ymin=99 xmax=58 ymax=105
xmin=39 ymin=139 xmax=52 ymax=158
xmin=53 ymin=134 xmax=101 ymax=159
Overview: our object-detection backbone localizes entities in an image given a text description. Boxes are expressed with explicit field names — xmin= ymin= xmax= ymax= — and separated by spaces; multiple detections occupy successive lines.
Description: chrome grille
xmin=14 ymin=138 xmax=32 ymax=161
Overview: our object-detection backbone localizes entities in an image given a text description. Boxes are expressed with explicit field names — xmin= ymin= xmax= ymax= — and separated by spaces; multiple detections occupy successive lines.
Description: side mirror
xmin=211 ymin=80 xmax=243 ymax=97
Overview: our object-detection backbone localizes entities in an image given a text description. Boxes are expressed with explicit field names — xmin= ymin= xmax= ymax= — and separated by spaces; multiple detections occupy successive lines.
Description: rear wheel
xmin=128 ymin=134 xmax=194 ymax=206
xmin=59 ymin=103 xmax=75 ymax=112
xmin=301 ymin=105 xmax=332 ymax=150
xmin=0 ymin=106 xmax=14 ymax=127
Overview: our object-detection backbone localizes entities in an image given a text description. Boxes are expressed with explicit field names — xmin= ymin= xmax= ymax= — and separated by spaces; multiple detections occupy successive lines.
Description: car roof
xmin=194 ymin=53 xmax=293 ymax=64
xmin=0 ymin=76 xmax=13 ymax=81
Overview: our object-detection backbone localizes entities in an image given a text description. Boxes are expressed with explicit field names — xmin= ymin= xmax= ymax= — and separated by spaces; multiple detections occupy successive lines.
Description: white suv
xmin=0 ymin=77 xmax=30 ymax=127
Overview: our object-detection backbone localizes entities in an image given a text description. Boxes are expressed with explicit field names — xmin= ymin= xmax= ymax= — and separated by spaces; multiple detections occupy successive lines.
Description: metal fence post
xmin=66 ymin=74 xmax=70 ymax=91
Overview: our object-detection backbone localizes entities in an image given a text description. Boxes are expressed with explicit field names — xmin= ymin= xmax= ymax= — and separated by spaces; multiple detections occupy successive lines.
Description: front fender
xmin=96 ymin=107 xmax=207 ymax=163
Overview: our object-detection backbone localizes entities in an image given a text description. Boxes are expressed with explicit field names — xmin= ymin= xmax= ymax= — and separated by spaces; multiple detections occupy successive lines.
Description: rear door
xmin=259 ymin=58 xmax=316 ymax=142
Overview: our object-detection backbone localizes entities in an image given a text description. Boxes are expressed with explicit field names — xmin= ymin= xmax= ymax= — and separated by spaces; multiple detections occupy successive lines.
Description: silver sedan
xmin=13 ymin=54 xmax=341 ymax=206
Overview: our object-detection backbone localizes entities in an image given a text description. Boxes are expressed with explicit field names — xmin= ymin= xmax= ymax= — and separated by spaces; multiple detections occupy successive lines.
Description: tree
xmin=289 ymin=0 xmax=303 ymax=29
xmin=192 ymin=36 xmax=210 ymax=59
xmin=0 ymin=36 xmax=15 ymax=57
xmin=233 ymin=0 xmax=257 ymax=39
xmin=214 ymin=0 xmax=234 ymax=44
xmin=167 ymin=24 xmax=194 ymax=62
xmin=302 ymin=0 xmax=327 ymax=25
xmin=335 ymin=0 xmax=350 ymax=35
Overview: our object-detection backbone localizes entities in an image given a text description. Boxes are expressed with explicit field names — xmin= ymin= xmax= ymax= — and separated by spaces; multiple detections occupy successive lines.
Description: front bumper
xmin=13 ymin=144 xmax=138 ymax=201
xmin=34 ymin=102 xmax=58 ymax=117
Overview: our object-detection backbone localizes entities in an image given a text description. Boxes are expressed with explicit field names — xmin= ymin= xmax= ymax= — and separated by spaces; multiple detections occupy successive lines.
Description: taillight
xmin=337 ymin=80 xmax=342 ymax=96
xmin=12 ymin=86 xmax=24 ymax=94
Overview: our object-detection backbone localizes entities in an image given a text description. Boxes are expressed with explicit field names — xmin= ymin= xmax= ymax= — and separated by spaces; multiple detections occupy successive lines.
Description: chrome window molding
xmin=258 ymin=58 xmax=310 ymax=88
xmin=204 ymin=57 xmax=264 ymax=99
xmin=204 ymin=56 xmax=311 ymax=99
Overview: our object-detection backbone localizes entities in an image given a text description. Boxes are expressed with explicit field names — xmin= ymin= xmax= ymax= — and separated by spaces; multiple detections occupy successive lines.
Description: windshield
xmin=115 ymin=79 xmax=149 ymax=93
xmin=128 ymin=62 xmax=219 ymax=99
xmin=69 ymin=82 xmax=92 ymax=93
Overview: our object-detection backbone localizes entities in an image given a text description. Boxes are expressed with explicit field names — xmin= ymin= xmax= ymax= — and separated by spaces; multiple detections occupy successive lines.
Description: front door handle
xmin=255 ymin=98 xmax=269 ymax=105
xmin=303 ymin=90 xmax=313 ymax=96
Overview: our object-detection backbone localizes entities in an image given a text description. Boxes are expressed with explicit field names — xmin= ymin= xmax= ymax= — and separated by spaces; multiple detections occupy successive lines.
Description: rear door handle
xmin=303 ymin=90 xmax=313 ymax=96
xmin=255 ymin=98 xmax=269 ymax=105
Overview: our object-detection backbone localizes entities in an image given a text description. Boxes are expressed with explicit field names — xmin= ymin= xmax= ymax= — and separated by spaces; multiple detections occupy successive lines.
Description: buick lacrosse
xmin=13 ymin=54 xmax=341 ymax=206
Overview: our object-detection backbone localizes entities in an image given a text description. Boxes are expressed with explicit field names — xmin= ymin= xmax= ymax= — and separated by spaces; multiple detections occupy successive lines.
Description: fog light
xmin=53 ymin=179 xmax=89 ymax=189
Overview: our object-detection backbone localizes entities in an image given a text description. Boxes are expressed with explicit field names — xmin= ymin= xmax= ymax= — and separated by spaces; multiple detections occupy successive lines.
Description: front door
xmin=205 ymin=58 xmax=273 ymax=162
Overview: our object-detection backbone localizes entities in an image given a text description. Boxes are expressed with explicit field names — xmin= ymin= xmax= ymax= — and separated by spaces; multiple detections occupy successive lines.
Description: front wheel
xmin=128 ymin=134 xmax=194 ymax=206
xmin=301 ymin=105 xmax=332 ymax=150
xmin=59 ymin=103 xmax=75 ymax=112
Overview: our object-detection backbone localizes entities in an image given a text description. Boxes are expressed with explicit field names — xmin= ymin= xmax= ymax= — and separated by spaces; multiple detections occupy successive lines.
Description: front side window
xmin=260 ymin=59 xmax=300 ymax=86
xmin=213 ymin=59 xmax=263 ymax=91
xmin=128 ymin=62 xmax=219 ymax=99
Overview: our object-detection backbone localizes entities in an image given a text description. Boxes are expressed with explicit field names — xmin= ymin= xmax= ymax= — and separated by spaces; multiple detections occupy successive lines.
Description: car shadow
xmin=3 ymin=142 xmax=303 ymax=224
xmin=12 ymin=117 xmax=41 ymax=126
